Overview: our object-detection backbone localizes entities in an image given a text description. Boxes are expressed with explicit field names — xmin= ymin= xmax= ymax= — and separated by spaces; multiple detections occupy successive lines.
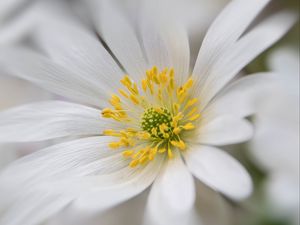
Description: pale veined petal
xmin=0 ymin=136 xmax=126 ymax=202
xmin=140 ymin=0 xmax=190 ymax=85
xmin=0 ymin=47 xmax=110 ymax=107
xmin=34 ymin=15 xmax=125 ymax=99
xmin=49 ymin=190 xmax=149 ymax=225
xmin=0 ymin=192 xmax=72 ymax=225
xmin=195 ymin=10 xmax=298 ymax=107
xmin=184 ymin=145 xmax=252 ymax=200
xmin=192 ymin=0 xmax=271 ymax=89
xmin=0 ymin=101 xmax=120 ymax=142
xmin=204 ymin=72 xmax=277 ymax=118
xmin=144 ymin=152 xmax=195 ymax=225
xmin=0 ymin=136 xmax=132 ymax=225
xmin=194 ymin=116 xmax=253 ymax=146
xmin=72 ymin=155 xmax=164 ymax=212
xmin=90 ymin=0 xmax=148 ymax=82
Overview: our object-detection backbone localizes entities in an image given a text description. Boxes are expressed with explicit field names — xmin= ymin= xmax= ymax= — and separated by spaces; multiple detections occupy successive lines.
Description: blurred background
xmin=0 ymin=0 xmax=299 ymax=225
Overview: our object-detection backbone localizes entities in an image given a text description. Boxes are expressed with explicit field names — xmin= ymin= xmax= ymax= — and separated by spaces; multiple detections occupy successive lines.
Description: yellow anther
xmin=154 ymin=107 xmax=163 ymax=114
xmin=158 ymin=147 xmax=166 ymax=153
xmin=138 ymin=132 xmax=151 ymax=140
xmin=173 ymin=103 xmax=179 ymax=114
xmin=151 ymin=127 xmax=158 ymax=136
xmin=184 ymin=98 xmax=198 ymax=110
xmin=102 ymin=108 xmax=112 ymax=114
xmin=130 ymin=94 xmax=140 ymax=104
xmin=103 ymin=129 xmax=121 ymax=137
xmin=173 ymin=127 xmax=181 ymax=135
xmin=128 ymin=83 xmax=139 ymax=95
xmin=159 ymin=123 xmax=168 ymax=134
xmin=183 ymin=78 xmax=194 ymax=90
xmin=159 ymin=71 xmax=168 ymax=84
xmin=163 ymin=133 xmax=170 ymax=138
xmin=122 ymin=150 xmax=134 ymax=157
xmin=121 ymin=75 xmax=132 ymax=87
xmin=110 ymin=94 xmax=120 ymax=104
xmin=179 ymin=92 xmax=187 ymax=103
xmin=119 ymin=89 xmax=129 ymax=98
xmin=142 ymin=79 xmax=147 ymax=92
xmin=186 ymin=107 xmax=198 ymax=117
xmin=182 ymin=123 xmax=195 ymax=130
xmin=169 ymin=68 xmax=174 ymax=78
xmin=149 ymin=147 xmax=158 ymax=159
xmin=146 ymin=79 xmax=154 ymax=95
xmin=167 ymin=147 xmax=173 ymax=158
xmin=152 ymin=66 xmax=158 ymax=75
xmin=188 ymin=114 xmax=201 ymax=121
xmin=108 ymin=142 xmax=121 ymax=149
xmin=129 ymin=159 xmax=139 ymax=168
xmin=170 ymin=140 xmax=186 ymax=150
xmin=177 ymin=87 xmax=185 ymax=97
xmin=139 ymin=156 xmax=148 ymax=165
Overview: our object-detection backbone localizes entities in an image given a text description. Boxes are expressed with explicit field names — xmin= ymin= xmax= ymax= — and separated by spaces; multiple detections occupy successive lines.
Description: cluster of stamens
xmin=102 ymin=66 xmax=200 ymax=167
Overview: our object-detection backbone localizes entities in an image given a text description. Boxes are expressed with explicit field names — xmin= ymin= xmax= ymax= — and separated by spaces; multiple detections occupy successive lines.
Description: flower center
xmin=141 ymin=107 xmax=173 ymax=139
xmin=102 ymin=66 xmax=201 ymax=168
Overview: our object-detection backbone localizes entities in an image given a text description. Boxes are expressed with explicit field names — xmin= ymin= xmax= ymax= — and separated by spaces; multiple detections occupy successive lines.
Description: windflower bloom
xmin=0 ymin=0 xmax=296 ymax=224
xmin=249 ymin=47 xmax=299 ymax=225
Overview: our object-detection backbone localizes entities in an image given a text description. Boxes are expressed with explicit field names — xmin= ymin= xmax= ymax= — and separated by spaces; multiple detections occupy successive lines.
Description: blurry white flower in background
xmin=249 ymin=46 xmax=299 ymax=225
xmin=0 ymin=0 xmax=297 ymax=225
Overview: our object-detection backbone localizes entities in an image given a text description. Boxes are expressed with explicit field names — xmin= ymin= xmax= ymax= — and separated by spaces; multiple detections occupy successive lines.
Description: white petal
xmin=91 ymin=0 xmax=148 ymax=82
xmin=140 ymin=1 xmax=190 ymax=84
xmin=0 ymin=146 xmax=17 ymax=169
xmin=0 ymin=137 xmax=125 ymax=200
xmin=0 ymin=101 xmax=116 ymax=142
xmin=195 ymin=116 xmax=253 ymax=146
xmin=193 ymin=6 xmax=296 ymax=109
xmin=184 ymin=145 xmax=252 ymax=200
xmin=204 ymin=73 xmax=277 ymax=118
xmin=34 ymin=15 xmax=124 ymax=99
xmin=0 ymin=136 xmax=128 ymax=225
xmin=73 ymin=156 xmax=163 ymax=212
xmin=144 ymin=152 xmax=195 ymax=225
xmin=193 ymin=0 xmax=271 ymax=87
xmin=0 ymin=192 xmax=72 ymax=225
xmin=49 ymin=190 xmax=148 ymax=225
xmin=0 ymin=47 xmax=109 ymax=107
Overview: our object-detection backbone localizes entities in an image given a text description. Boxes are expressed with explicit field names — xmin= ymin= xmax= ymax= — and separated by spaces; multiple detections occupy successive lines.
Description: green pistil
xmin=141 ymin=107 xmax=173 ymax=139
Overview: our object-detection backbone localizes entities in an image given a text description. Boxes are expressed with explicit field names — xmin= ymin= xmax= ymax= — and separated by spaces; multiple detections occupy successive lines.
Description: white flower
xmin=0 ymin=0 xmax=296 ymax=225
xmin=249 ymin=46 xmax=299 ymax=225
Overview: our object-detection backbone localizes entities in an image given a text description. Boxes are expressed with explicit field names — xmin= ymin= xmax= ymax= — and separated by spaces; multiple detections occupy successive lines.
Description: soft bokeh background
xmin=0 ymin=0 xmax=299 ymax=225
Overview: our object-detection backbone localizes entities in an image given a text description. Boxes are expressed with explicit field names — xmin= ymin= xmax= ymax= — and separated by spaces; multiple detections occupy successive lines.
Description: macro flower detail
xmin=0 ymin=0 xmax=297 ymax=225
xmin=102 ymin=67 xmax=200 ymax=167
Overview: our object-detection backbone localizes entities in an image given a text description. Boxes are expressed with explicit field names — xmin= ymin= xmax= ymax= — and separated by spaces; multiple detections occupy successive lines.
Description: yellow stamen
xmin=101 ymin=66 xmax=200 ymax=167
xmin=182 ymin=123 xmax=195 ymax=130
